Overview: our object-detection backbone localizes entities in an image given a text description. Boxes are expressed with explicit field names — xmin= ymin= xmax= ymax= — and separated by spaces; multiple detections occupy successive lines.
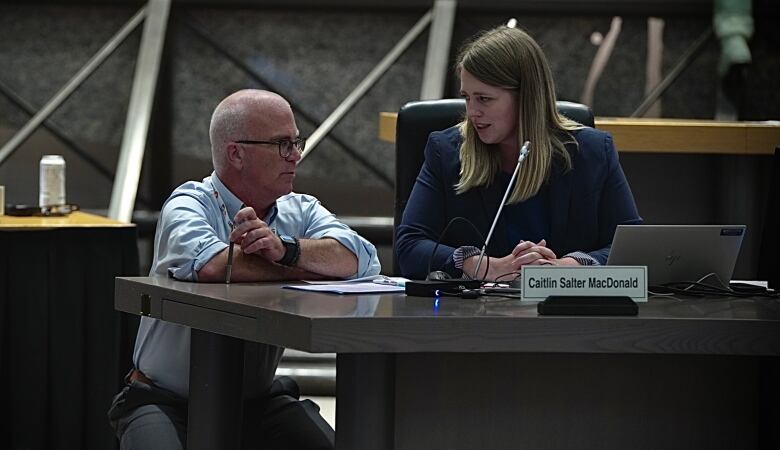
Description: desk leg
xmin=335 ymin=354 xmax=395 ymax=450
xmin=188 ymin=329 xmax=245 ymax=450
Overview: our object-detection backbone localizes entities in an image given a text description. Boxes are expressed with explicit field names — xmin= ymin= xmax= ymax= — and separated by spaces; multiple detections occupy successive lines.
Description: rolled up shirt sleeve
xmin=297 ymin=195 xmax=381 ymax=278
xmin=154 ymin=193 xmax=228 ymax=281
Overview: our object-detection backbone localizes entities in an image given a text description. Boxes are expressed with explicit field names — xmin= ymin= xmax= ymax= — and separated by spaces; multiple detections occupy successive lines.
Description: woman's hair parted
xmin=455 ymin=26 xmax=582 ymax=203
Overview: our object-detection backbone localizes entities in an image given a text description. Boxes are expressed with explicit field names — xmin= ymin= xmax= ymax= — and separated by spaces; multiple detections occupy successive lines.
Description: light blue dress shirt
xmin=132 ymin=172 xmax=381 ymax=398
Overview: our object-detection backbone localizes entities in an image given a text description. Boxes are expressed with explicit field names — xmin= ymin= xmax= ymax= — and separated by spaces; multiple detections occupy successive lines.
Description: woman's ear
xmin=226 ymin=142 xmax=243 ymax=170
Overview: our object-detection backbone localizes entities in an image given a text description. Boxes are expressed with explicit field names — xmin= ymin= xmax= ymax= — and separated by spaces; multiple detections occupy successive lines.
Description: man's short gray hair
xmin=208 ymin=90 xmax=289 ymax=174
xmin=209 ymin=99 xmax=245 ymax=173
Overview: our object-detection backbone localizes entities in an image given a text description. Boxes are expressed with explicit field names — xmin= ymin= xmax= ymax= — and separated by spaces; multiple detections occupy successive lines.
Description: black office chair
xmin=757 ymin=147 xmax=778 ymax=289
xmin=392 ymin=99 xmax=594 ymax=275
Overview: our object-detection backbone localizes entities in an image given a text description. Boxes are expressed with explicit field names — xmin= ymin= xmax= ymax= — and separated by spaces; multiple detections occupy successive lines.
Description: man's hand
xmin=199 ymin=206 xmax=359 ymax=283
xmin=231 ymin=206 xmax=285 ymax=263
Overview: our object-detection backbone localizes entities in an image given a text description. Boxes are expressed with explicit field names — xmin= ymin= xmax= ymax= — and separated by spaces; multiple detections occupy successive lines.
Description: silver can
xmin=39 ymin=155 xmax=66 ymax=207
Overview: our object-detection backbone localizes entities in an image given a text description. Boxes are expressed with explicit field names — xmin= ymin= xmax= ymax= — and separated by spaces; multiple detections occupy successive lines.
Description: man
xmin=108 ymin=89 xmax=381 ymax=450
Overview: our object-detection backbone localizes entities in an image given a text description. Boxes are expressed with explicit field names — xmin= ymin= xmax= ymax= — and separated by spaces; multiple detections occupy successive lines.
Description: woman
xmin=396 ymin=26 xmax=642 ymax=281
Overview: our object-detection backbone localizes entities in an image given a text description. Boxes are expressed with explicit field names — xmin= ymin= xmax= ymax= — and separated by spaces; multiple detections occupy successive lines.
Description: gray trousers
xmin=113 ymin=403 xmax=187 ymax=450
xmin=109 ymin=378 xmax=334 ymax=450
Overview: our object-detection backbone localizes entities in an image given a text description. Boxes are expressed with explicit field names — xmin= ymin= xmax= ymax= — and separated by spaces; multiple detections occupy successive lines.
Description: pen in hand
xmin=225 ymin=224 xmax=235 ymax=284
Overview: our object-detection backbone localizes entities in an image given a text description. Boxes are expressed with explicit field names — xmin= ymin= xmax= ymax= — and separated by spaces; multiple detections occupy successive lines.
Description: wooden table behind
xmin=0 ymin=212 xmax=139 ymax=450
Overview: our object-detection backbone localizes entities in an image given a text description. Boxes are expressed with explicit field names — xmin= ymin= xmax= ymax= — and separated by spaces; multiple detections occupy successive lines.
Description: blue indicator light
xmin=434 ymin=297 xmax=440 ymax=310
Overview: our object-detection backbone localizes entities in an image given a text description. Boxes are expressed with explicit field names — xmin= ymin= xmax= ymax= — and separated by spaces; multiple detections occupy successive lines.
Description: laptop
xmin=606 ymin=225 xmax=746 ymax=285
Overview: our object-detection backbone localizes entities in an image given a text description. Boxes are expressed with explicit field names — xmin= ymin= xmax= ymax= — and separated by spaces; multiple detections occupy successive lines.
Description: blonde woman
xmin=396 ymin=26 xmax=641 ymax=281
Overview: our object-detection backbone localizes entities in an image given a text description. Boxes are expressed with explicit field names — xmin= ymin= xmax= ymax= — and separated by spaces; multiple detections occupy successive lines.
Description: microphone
xmin=472 ymin=141 xmax=531 ymax=279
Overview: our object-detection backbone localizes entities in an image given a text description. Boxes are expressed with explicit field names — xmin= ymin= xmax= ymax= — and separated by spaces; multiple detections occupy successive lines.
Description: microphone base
xmin=405 ymin=279 xmax=482 ymax=297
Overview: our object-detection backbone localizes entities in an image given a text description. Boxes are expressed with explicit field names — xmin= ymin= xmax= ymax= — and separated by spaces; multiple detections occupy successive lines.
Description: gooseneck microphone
xmin=405 ymin=141 xmax=531 ymax=298
xmin=472 ymin=141 xmax=531 ymax=279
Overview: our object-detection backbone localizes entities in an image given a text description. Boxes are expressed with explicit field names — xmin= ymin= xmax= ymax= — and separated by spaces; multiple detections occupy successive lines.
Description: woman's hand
xmin=463 ymin=239 xmax=561 ymax=280
xmin=511 ymin=239 xmax=557 ymax=262
xmin=537 ymin=256 xmax=580 ymax=266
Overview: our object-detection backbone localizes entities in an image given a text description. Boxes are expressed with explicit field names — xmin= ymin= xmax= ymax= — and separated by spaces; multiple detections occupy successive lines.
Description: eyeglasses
xmin=234 ymin=138 xmax=306 ymax=159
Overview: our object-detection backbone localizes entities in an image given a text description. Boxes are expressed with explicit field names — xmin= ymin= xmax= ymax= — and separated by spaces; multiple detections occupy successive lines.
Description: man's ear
xmin=226 ymin=142 xmax=243 ymax=170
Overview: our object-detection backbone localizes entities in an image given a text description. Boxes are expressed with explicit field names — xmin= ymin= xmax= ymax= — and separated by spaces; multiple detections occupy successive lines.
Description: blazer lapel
xmin=548 ymin=142 xmax=577 ymax=247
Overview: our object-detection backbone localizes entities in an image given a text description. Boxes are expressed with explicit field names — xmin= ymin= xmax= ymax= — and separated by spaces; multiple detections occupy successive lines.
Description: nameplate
xmin=521 ymin=266 xmax=647 ymax=302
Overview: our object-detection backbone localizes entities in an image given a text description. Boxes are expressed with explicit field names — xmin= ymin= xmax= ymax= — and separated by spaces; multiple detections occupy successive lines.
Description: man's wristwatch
xmin=276 ymin=235 xmax=300 ymax=266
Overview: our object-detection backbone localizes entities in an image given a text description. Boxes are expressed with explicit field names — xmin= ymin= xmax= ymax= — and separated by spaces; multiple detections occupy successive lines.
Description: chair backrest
xmin=392 ymin=99 xmax=594 ymax=274
xmin=757 ymin=147 xmax=779 ymax=289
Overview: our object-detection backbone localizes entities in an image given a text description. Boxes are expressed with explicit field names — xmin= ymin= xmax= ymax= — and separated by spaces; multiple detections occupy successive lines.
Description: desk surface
xmin=116 ymin=276 xmax=780 ymax=356
xmin=116 ymin=276 xmax=780 ymax=450
xmin=0 ymin=211 xmax=132 ymax=229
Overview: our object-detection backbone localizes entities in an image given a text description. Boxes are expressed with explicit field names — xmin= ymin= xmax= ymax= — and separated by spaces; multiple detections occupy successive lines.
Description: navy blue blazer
xmin=396 ymin=126 xmax=642 ymax=279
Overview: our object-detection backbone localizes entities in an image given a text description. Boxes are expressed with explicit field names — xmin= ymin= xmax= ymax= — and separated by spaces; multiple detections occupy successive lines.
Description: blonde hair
xmin=455 ymin=26 xmax=582 ymax=203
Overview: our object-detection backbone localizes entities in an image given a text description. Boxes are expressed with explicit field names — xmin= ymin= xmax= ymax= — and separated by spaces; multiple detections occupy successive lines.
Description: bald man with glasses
xmin=108 ymin=89 xmax=380 ymax=450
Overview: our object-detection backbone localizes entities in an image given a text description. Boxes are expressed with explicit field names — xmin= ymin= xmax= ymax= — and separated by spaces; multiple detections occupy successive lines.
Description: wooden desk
xmin=0 ymin=212 xmax=138 ymax=450
xmin=116 ymin=276 xmax=780 ymax=450
xmin=0 ymin=210 xmax=130 ymax=229
xmin=379 ymin=112 xmax=780 ymax=154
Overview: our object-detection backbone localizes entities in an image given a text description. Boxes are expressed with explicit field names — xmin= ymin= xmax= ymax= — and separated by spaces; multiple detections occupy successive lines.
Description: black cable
xmin=650 ymin=281 xmax=780 ymax=299
xmin=495 ymin=271 xmax=522 ymax=283
xmin=480 ymin=292 xmax=522 ymax=301
xmin=425 ymin=216 xmax=488 ymax=280
xmin=434 ymin=289 xmax=481 ymax=299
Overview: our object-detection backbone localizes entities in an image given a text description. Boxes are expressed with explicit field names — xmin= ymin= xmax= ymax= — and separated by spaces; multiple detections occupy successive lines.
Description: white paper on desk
xmin=302 ymin=274 xmax=386 ymax=284
xmin=283 ymin=282 xmax=405 ymax=294
xmin=302 ymin=275 xmax=410 ymax=286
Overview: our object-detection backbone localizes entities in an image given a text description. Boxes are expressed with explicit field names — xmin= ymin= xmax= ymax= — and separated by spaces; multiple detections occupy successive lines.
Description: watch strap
xmin=276 ymin=235 xmax=300 ymax=266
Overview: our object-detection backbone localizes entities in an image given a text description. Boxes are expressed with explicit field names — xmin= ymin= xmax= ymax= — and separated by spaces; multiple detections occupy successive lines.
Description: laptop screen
xmin=606 ymin=225 xmax=746 ymax=285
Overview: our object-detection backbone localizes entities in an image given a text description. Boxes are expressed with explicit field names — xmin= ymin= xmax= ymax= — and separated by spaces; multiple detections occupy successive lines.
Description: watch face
xmin=280 ymin=235 xmax=296 ymax=245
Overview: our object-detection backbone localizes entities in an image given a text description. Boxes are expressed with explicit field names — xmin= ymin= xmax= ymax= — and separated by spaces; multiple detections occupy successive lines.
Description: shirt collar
xmin=210 ymin=172 xmax=243 ymax=224
xmin=210 ymin=171 xmax=279 ymax=225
